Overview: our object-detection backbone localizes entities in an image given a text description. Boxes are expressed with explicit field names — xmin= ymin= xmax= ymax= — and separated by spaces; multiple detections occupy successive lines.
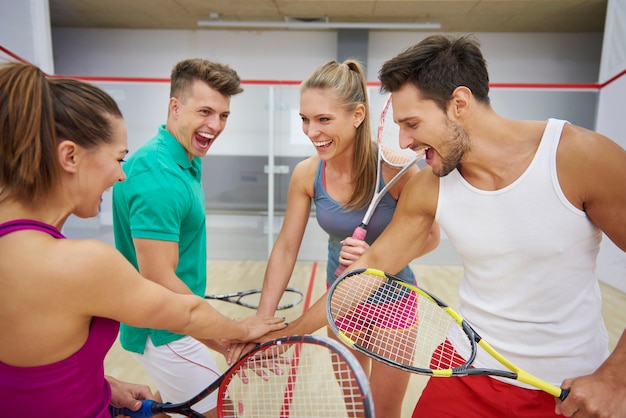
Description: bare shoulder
xmin=293 ymin=154 xmax=319 ymax=174
xmin=4 ymin=237 xmax=135 ymax=317
xmin=559 ymin=123 xmax=623 ymax=155
xmin=558 ymin=123 xmax=626 ymax=249
xmin=558 ymin=123 xmax=626 ymax=187
xmin=52 ymin=238 xmax=130 ymax=283
xmin=290 ymin=155 xmax=320 ymax=196
xmin=400 ymin=165 xmax=440 ymax=217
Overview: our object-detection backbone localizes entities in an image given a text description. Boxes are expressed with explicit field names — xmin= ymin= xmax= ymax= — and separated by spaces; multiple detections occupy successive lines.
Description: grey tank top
xmin=313 ymin=160 xmax=415 ymax=286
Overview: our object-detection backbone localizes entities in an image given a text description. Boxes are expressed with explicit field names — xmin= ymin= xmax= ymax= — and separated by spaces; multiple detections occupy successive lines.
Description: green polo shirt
xmin=112 ymin=124 xmax=207 ymax=354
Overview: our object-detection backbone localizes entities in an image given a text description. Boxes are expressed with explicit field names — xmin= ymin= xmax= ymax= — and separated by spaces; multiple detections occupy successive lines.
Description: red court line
xmin=278 ymin=260 xmax=318 ymax=417
xmin=4 ymin=43 xmax=622 ymax=91
xmin=0 ymin=45 xmax=31 ymax=64
xmin=302 ymin=261 xmax=318 ymax=312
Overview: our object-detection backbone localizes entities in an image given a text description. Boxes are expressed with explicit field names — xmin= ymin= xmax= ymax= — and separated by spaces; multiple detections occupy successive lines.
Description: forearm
xmin=596 ymin=328 xmax=626 ymax=379
xmin=175 ymin=296 xmax=248 ymax=340
xmin=257 ymin=247 xmax=298 ymax=316
xmin=197 ymin=338 xmax=228 ymax=357
xmin=260 ymin=293 xmax=329 ymax=341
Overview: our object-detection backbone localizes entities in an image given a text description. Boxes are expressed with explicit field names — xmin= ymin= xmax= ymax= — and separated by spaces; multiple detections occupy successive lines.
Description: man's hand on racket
xmin=337 ymin=236 xmax=370 ymax=271
xmin=556 ymin=367 xmax=626 ymax=417
xmin=107 ymin=376 xmax=155 ymax=418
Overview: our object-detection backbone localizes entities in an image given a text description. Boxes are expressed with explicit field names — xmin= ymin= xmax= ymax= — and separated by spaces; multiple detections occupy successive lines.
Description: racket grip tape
xmin=108 ymin=400 xmax=155 ymax=417
xmin=334 ymin=226 xmax=368 ymax=277
xmin=559 ymin=388 xmax=570 ymax=401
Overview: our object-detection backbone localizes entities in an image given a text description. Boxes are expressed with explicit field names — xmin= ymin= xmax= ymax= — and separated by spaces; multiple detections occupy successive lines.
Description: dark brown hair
xmin=379 ymin=35 xmax=490 ymax=111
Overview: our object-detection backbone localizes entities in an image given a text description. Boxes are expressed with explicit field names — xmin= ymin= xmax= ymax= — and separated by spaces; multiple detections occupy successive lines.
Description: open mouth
xmin=196 ymin=131 xmax=215 ymax=150
xmin=313 ymin=139 xmax=333 ymax=149
xmin=413 ymin=145 xmax=430 ymax=156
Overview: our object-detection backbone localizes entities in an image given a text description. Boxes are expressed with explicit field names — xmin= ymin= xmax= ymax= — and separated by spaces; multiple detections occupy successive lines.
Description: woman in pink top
xmin=0 ymin=62 xmax=286 ymax=417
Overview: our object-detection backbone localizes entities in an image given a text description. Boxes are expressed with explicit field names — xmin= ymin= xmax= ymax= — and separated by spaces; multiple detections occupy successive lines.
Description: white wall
xmin=594 ymin=0 xmax=626 ymax=293
xmin=0 ymin=0 xmax=54 ymax=72
xmin=51 ymin=28 xmax=602 ymax=83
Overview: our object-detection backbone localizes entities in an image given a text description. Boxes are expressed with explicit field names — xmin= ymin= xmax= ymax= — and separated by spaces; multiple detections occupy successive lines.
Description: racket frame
xmin=327 ymin=268 xmax=568 ymax=400
xmin=110 ymin=334 xmax=375 ymax=417
xmin=204 ymin=287 xmax=303 ymax=310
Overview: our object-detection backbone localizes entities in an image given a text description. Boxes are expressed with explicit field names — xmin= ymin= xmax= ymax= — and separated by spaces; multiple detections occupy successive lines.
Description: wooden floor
xmin=104 ymin=260 xmax=626 ymax=417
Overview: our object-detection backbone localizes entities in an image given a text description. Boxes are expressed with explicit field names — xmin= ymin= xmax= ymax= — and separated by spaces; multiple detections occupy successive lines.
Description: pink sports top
xmin=0 ymin=219 xmax=119 ymax=417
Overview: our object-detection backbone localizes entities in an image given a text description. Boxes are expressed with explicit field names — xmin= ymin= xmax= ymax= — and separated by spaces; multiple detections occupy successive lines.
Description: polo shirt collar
xmin=158 ymin=124 xmax=201 ymax=173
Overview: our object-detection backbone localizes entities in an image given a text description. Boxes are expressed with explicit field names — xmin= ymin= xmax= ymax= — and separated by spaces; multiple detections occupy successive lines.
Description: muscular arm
xmin=555 ymin=125 xmax=626 ymax=417
xmin=558 ymin=124 xmax=626 ymax=251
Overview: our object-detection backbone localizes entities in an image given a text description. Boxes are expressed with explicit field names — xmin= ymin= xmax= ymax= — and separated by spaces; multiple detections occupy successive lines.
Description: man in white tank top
xmin=335 ymin=35 xmax=626 ymax=417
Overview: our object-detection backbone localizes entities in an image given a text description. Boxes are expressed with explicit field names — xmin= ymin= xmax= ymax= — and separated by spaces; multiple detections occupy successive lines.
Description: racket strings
xmin=329 ymin=273 xmax=473 ymax=372
xmin=380 ymin=146 xmax=416 ymax=168
xmin=220 ymin=342 xmax=369 ymax=417
xmin=378 ymin=99 xmax=423 ymax=169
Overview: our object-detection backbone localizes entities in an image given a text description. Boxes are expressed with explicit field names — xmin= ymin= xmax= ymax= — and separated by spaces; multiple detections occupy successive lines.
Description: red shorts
xmin=413 ymin=375 xmax=561 ymax=418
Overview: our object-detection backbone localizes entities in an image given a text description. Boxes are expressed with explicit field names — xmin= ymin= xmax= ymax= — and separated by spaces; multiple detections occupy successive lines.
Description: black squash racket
xmin=334 ymin=95 xmax=426 ymax=277
xmin=326 ymin=268 xmax=569 ymax=401
xmin=205 ymin=287 xmax=303 ymax=310
xmin=109 ymin=334 xmax=375 ymax=417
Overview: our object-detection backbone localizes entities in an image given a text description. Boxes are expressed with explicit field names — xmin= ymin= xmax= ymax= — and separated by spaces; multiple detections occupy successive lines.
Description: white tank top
xmin=436 ymin=119 xmax=608 ymax=388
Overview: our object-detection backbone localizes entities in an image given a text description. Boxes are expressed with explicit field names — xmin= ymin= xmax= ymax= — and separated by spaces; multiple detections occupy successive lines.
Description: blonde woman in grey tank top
xmin=233 ymin=60 xmax=440 ymax=418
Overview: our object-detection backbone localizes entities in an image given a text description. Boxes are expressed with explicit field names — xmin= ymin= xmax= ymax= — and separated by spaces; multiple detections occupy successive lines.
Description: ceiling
xmin=48 ymin=0 xmax=607 ymax=33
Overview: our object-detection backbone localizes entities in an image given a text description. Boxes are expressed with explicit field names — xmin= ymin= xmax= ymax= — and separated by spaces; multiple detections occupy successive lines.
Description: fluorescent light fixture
xmin=197 ymin=20 xmax=441 ymax=30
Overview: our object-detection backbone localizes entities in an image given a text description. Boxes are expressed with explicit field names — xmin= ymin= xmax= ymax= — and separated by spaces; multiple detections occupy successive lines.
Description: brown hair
xmin=169 ymin=58 xmax=243 ymax=102
xmin=300 ymin=60 xmax=376 ymax=209
xmin=379 ymin=35 xmax=490 ymax=111
xmin=0 ymin=62 xmax=123 ymax=204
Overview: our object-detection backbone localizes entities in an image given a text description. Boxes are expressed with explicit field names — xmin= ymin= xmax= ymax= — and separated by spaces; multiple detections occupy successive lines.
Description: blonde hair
xmin=300 ymin=60 xmax=376 ymax=209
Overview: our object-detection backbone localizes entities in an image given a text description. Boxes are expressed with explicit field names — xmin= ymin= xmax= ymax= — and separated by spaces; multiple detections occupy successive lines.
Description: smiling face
xmin=392 ymin=83 xmax=470 ymax=177
xmin=167 ymin=79 xmax=232 ymax=160
xmin=299 ymin=88 xmax=363 ymax=160
xmin=70 ymin=116 xmax=128 ymax=219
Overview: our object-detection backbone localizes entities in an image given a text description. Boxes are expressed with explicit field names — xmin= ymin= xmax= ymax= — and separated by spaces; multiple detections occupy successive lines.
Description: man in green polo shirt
xmin=112 ymin=58 xmax=243 ymax=417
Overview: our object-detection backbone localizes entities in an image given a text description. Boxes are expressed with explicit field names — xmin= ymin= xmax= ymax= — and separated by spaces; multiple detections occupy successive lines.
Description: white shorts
xmin=132 ymin=335 xmax=222 ymax=415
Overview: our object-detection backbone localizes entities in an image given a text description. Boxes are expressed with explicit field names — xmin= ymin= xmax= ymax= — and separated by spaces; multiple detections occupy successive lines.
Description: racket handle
xmin=334 ymin=226 xmax=368 ymax=277
xmin=109 ymin=400 xmax=155 ymax=417
xmin=558 ymin=388 xmax=570 ymax=401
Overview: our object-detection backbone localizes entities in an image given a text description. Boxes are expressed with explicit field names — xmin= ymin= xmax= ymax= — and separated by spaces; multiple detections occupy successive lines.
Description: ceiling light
xmin=197 ymin=19 xmax=441 ymax=30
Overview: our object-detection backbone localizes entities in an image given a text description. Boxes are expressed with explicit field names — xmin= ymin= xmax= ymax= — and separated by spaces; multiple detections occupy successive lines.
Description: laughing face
xmin=167 ymin=79 xmax=232 ymax=160
xmin=392 ymin=83 xmax=470 ymax=177
xmin=299 ymin=88 xmax=363 ymax=160
xmin=72 ymin=116 xmax=128 ymax=219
